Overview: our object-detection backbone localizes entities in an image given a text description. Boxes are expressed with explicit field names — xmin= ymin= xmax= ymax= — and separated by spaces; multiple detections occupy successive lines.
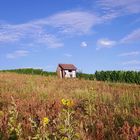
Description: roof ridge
xmin=58 ymin=64 xmax=77 ymax=70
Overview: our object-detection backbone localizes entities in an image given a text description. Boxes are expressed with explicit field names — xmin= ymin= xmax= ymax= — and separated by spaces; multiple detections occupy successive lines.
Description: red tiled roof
xmin=59 ymin=64 xmax=77 ymax=70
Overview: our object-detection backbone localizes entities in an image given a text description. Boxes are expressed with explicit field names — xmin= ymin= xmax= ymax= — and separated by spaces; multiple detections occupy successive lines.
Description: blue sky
xmin=0 ymin=0 xmax=140 ymax=73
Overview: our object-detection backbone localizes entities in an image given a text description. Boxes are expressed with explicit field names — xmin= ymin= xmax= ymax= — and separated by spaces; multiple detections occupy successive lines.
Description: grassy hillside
xmin=0 ymin=72 xmax=140 ymax=139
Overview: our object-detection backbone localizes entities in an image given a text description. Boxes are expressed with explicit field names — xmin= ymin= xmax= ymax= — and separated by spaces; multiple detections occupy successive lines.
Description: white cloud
xmin=122 ymin=60 xmax=140 ymax=65
xmin=121 ymin=28 xmax=140 ymax=43
xmin=97 ymin=0 xmax=140 ymax=16
xmin=96 ymin=38 xmax=116 ymax=50
xmin=0 ymin=33 xmax=20 ymax=43
xmin=37 ymin=33 xmax=63 ymax=48
xmin=2 ymin=9 xmax=132 ymax=49
xmin=0 ymin=19 xmax=64 ymax=48
xmin=0 ymin=24 xmax=24 ymax=43
xmin=2 ymin=9 xmax=139 ymax=50
xmin=0 ymin=11 xmax=101 ymax=47
xmin=96 ymin=28 xmax=140 ymax=50
xmin=119 ymin=51 xmax=140 ymax=56
xmin=6 ymin=50 xmax=29 ymax=59
xmin=64 ymin=53 xmax=72 ymax=57
xmin=41 ymin=11 xmax=100 ymax=35
xmin=80 ymin=41 xmax=88 ymax=48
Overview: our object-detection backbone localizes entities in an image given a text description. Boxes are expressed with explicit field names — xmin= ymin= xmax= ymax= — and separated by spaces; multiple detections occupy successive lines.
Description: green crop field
xmin=0 ymin=72 xmax=140 ymax=140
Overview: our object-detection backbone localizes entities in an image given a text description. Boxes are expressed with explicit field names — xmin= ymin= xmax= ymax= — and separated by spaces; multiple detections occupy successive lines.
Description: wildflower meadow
xmin=0 ymin=72 xmax=140 ymax=140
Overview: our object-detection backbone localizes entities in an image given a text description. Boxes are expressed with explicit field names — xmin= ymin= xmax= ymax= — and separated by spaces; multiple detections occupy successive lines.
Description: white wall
xmin=64 ymin=70 xmax=76 ymax=78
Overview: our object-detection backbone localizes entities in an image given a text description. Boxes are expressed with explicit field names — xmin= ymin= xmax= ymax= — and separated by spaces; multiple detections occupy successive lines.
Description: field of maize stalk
xmin=0 ymin=72 xmax=140 ymax=140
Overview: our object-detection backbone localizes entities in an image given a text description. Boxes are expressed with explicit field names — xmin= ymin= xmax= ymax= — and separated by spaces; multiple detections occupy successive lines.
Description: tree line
xmin=0 ymin=68 xmax=56 ymax=76
xmin=0 ymin=68 xmax=140 ymax=84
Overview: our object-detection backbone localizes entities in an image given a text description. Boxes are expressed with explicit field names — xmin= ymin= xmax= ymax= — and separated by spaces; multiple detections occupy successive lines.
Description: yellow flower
xmin=61 ymin=99 xmax=67 ymax=106
xmin=0 ymin=111 xmax=4 ymax=118
xmin=43 ymin=117 xmax=49 ymax=125
xmin=67 ymin=100 xmax=74 ymax=107
xmin=61 ymin=99 xmax=74 ymax=107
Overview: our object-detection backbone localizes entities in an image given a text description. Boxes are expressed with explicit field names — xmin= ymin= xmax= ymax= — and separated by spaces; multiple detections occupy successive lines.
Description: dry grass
xmin=0 ymin=72 xmax=140 ymax=139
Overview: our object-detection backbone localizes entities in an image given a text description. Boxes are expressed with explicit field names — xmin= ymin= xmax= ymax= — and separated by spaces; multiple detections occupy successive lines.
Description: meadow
xmin=0 ymin=72 xmax=140 ymax=140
